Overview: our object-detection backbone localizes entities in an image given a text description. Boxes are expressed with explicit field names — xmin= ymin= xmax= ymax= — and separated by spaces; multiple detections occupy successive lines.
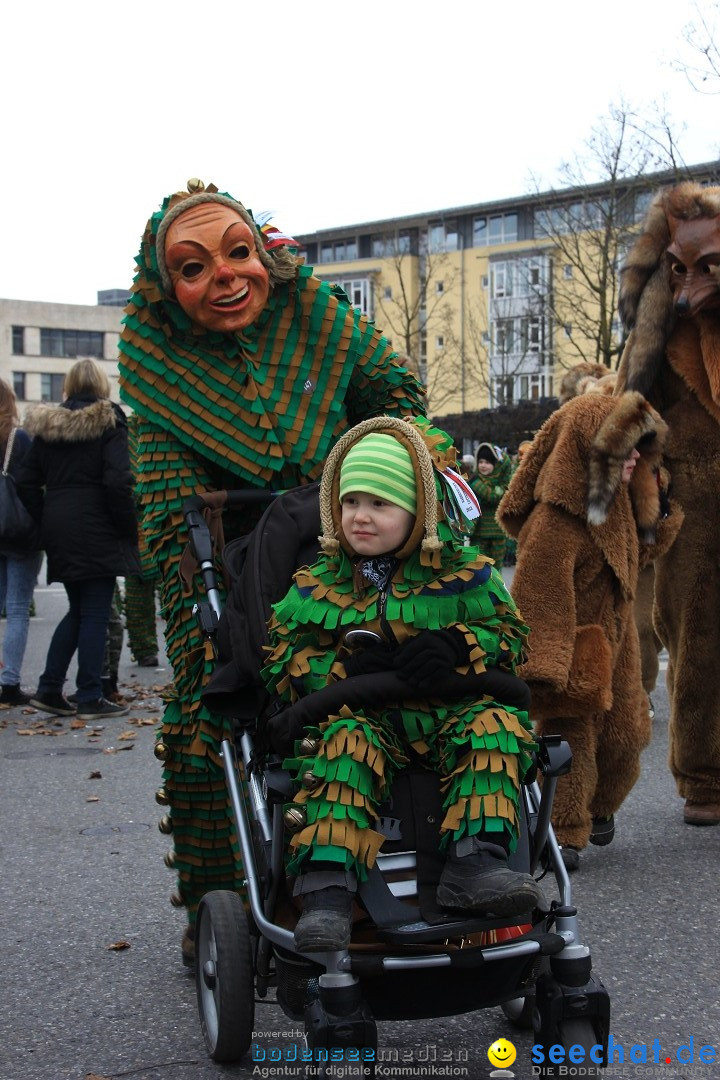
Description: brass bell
xmin=298 ymin=736 xmax=319 ymax=756
xmin=158 ymin=814 xmax=173 ymax=834
xmin=169 ymin=891 xmax=185 ymax=908
xmin=164 ymin=849 xmax=177 ymax=869
xmin=154 ymin=741 xmax=170 ymax=761
xmin=283 ymin=806 xmax=307 ymax=833
xmin=155 ymin=787 xmax=170 ymax=806
xmin=301 ymin=770 xmax=321 ymax=791
xmin=187 ymin=177 xmax=205 ymax=193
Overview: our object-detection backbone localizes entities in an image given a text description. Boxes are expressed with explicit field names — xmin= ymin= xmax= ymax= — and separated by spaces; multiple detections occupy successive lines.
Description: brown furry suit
xmin=617 ymin=182 xmax=720 ymax=809
xmin=498 ymin=393 xmax=682 ymax=848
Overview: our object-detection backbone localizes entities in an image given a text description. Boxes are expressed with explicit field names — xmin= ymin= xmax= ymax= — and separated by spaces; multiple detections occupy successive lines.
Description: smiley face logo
xmin=488 ymin=1038 xmax=517 ymax=1069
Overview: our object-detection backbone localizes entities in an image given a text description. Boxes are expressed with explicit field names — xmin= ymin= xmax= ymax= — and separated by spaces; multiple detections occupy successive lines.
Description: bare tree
xmin=531 ymin=102 xmax=689 ymax=371
xmin=672 ymin=1 xmax=720 ymax=92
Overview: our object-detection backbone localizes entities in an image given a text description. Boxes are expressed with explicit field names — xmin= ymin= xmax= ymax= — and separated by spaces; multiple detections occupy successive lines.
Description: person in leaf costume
xmin=117 ymin=179 xmax=425 ymax=960
xmin=470 ymin=442 xmax=513 ymax=566
xmin=262 ymin=415 xmax=544 ymax=952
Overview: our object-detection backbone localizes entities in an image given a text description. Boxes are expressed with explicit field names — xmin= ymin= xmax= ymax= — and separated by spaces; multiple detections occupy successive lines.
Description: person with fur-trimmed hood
xmin=262 ymin=415 xmax=545 ymax=952
xmin=498 ymin=392 xmax=682 ymax=870
xmin=17 ymin=359 xmax=140 ymax=721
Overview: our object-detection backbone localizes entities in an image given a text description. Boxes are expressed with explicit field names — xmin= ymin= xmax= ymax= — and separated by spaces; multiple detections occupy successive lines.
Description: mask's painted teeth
xmin=214 ymin=285 xmax=249 ymax=306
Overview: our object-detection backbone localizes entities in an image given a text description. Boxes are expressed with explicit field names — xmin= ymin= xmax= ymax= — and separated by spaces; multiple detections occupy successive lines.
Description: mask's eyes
xmin=229 ymin=243 xmax=251 ymax=260
xmin=180 ymin=261 xmax=204 ymax=280
xmin=670 ymin=261 xmax=687 ymax=276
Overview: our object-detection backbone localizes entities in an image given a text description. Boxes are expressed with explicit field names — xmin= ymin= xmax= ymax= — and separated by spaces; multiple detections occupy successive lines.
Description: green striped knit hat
xmin=339 ymin=432 xmax=417 ymax=514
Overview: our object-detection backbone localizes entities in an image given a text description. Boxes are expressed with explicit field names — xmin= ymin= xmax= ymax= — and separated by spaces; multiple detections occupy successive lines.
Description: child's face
xmin=621 ymin=448 xmax=641 ymax=484
xmin=341 ymin=492 xmax=414 ymax=556
xmin=476 ymin=459 xmax=495 ymax=476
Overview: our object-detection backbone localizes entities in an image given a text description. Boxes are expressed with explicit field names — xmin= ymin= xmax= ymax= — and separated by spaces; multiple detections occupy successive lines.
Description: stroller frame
xmin=182 ymin=490 xmax=611 ymax=1078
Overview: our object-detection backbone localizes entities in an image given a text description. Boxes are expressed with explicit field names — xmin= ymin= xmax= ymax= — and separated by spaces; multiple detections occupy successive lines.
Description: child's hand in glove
xmin=394 ymin=629 xmax=468 ymax=689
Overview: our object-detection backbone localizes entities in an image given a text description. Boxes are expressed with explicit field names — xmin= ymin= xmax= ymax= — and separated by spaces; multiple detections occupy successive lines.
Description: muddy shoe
xmin=560 ymin=845 xmax=581 ymax=872
xmin=589 ymin=815 xmax=615 ymax=846
xmin=29 ymin=691 xmax=76 ymax=717
xmin=683 ymin=800 xmax=720 ymax=826
xmin=437 ymin=838 xmax=545 ymax=917
xmin=294 ymin=886 xmax=354 ymax=952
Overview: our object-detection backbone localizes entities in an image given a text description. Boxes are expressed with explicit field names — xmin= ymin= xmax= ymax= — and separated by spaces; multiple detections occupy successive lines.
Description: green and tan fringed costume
xmin=262 ymin=417 xmax=535 ymax=880
xmin=117 ymin=183 xmax=426 ymax=924
xmin=125 ymin=414 xmax=160 ymax=664
xmin=470 ymin=446 xmax=513 ymax=566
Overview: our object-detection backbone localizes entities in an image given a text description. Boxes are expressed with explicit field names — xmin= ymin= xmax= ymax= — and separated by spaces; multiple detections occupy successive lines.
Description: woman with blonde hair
xmin=0 ymin=378 xmax=43 ymax=705
xmin=17 ymin=359 xmax=141 ymax=719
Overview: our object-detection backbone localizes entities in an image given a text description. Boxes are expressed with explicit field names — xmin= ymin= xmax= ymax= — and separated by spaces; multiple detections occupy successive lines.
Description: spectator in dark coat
xmin=17 ymin=359 xmax=140 ymax=720
xmin=0 ymin=378 xmax=43 ymax=706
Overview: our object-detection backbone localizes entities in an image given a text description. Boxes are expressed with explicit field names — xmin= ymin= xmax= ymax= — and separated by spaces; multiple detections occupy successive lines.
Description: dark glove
xmin=395 ymin=629 xmax=468 ymax=689
xmin=265 ymin=697 xmax=318 ymax=757
xmin=343 ymin=646 xmax=398 ymax=678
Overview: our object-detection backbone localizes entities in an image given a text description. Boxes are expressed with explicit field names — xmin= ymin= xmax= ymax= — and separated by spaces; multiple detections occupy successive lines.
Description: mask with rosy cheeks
xmin=164 ymin=203 xmax=270 ymax=332
xmin=667 ymin=214 xmax=720 ymax=318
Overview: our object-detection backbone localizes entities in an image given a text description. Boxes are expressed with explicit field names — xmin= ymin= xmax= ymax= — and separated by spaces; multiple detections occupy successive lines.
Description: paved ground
xmin=1 ymin=576 xmax=718 ymax=1080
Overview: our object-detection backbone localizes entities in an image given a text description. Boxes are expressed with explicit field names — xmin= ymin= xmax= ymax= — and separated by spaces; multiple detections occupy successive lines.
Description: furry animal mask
xmin=619 ymin=182 xmax=720 ymax=396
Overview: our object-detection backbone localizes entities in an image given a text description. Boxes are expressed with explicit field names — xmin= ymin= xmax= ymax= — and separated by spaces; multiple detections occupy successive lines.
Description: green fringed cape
xmin=262 ymin=535 xmax=535 ymax=877
xmin=117 ymin=233 xmax=425 ymax=917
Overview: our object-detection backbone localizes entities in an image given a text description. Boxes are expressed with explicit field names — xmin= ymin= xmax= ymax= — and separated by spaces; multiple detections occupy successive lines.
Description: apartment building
xmin=0 ymin=293 xmax=129 ymax=406
xmin=294 ymin=161 xmax=720 ymax=420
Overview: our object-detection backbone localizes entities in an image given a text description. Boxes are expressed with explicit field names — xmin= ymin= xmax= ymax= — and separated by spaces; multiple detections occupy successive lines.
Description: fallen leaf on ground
xmin=85 ymin=1073 xmax=112 ymax=1080
xmin=117 ymin=731 xmax=137 ymax=741
xmin=86 ymin=795 xmax=100 ymax=802
xmin=70 ymin=718 xmax=87 ymax=729
xmin=16 ymin=729 xmax=37 ymax=736
xmin=107 ymin=940 xmax=131 ymax=951
xmin=88 ymin=770 xmax=102 ymax=779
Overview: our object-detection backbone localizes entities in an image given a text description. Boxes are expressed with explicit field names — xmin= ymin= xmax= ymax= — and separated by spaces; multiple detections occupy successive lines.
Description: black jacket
xmin=17 ymin=397 xmax=141 ymax=583
xmin=0 ymin=427 xmax=41 ymax=557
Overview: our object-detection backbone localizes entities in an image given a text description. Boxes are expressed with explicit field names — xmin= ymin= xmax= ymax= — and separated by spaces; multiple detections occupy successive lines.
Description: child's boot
xmin=437 ymin=837 xmax=545 ymax=917
xmin=293 ymin=871 xmax=357 ymax=952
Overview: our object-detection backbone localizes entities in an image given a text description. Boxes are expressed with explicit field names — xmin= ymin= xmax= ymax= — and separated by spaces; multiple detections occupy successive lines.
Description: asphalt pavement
xmin=1 ymin=575 xmax=718 ymax=1080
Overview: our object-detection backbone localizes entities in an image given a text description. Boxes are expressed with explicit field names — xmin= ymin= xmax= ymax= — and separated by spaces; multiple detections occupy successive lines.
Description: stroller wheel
xmin=537 ymin=1018 xmax=602 ymax=1077
xmin=501 ymin=993 xmax=535 ymax=1030
xmin=195 ymin=890 xmax=255 ymax=1063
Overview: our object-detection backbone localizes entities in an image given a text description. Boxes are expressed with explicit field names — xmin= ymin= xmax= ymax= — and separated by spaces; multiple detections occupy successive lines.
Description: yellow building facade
xmin=294 ymin=162 xmax=718 ymax=421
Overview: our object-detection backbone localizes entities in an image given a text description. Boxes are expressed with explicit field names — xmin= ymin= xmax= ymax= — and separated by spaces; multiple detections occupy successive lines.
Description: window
xmin=383 ymin=286 xmax=392 ymax=300
xmin=521 ymin=317 xmax=541 ymax=352
xmin=495 ymin=319 xmax=515 ymax=355
xmin=372 ymin=235 xmax=391 ymax=257
xmin=337 ymin=278 xmax=372 ymax=317
xmin=481 ymin=275 xmax=489 ymax=289
xmin=329 ymin=238 xmax=357 ymax=261
xmin=397 ymin=231 xmax=411 ymax=255
xmin=435 ymin=335 xmax=445 ymax=349
xmin=12 ymin=326 xmax=24 ymax=355
xmin=563 ymin=264 xmax=573 ymax=279
xmin=436 ymin=281 xmax=444 ymax=294
xmin=12 ymin=372 xmax=26 ymax=400
xmin=320 ymin=242 xmax=334 ymax=264
xmin=426 ymin=222 xmax=458 ymax=253
xmin=491 ymin=263 xmax=513 ymax=298
xmin=473 ymin=213 xmax=518 ymax=246
xmin=40 ymin=328 xmax=104 ymax=358
xmin=564 ymin=324 xmax=573 ymax=338
xmin=41 ymin=373 xmax=65 ymax=402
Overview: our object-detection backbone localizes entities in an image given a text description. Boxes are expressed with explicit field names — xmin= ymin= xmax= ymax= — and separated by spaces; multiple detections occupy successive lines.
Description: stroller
xmin=181 ymin=486 xmax=610 ymax=1079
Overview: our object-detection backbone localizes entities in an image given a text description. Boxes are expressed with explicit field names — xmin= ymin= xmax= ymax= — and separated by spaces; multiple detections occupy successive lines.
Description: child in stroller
xmin=189 ymin=415 xmax=610 ymax=1074
xmin=261 ymin=415 xmax=545 ymax=952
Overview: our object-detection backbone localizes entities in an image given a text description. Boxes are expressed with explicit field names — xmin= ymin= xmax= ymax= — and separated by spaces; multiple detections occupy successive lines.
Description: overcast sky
xmin=2 ymin=0 xmax=719 ymax=306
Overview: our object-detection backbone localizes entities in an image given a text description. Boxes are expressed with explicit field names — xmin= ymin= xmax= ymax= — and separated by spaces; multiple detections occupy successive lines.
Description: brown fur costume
xmin=498 ymin=393 xmax=682 ymax=848
xmin=617 ymin=182 xmax=720 ymax=808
